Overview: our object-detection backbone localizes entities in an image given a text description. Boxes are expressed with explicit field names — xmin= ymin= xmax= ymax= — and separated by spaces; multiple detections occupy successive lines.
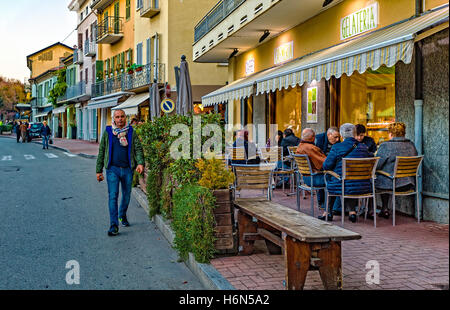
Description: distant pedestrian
xmin=96 ymin=109 xmax=145 ymax=237
xmin=19 ymin=122 xmax=27 ymax=143
xmin=40 ymin=121 xmax=51 ymax=150
xmin=15 ymin=121 xmax=21 ymax=143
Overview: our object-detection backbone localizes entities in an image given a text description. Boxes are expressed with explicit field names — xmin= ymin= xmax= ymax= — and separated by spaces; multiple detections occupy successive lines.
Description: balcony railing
xmin=73 ymin=49 xmax=83 ymax=64
xmin=97 ymin=16 xmax=124 ymax=44
xmin=194 ymin=0 xmax=246 ymax=43
xmin=57 ymin=82 xmax=87 ymax=103
xmin=91 ymin=63 xmax=165 ymax=98
xmin=84 ymin=39 xmax=97 ymax=57
xmin=141 ymin=0 xmax=160 ymax=18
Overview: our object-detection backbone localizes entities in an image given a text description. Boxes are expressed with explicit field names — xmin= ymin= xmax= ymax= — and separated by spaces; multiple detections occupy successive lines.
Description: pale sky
xmin=0 ymin=0 xmax=77 ymax=83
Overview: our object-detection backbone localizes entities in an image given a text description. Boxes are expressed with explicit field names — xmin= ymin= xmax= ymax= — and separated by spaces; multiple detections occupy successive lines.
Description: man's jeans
xmin=106 ymin=166 xmax=133 ymax=227
xmin=42 ymin=135 xmax=49 ymax=149
xmin=276 ymin=160 xmax=292 ymax=183
xmin=303 ymin=175 xmax=326 ymax=211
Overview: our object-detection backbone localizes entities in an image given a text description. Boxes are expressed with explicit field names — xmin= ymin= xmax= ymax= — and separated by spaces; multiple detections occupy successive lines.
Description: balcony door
xmin=114 ymin=1 xmax=120 ymax=34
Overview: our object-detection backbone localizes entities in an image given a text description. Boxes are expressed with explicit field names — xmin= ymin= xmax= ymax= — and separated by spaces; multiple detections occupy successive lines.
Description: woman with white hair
xmin=322 ymin=123 xmax=374 ymax=223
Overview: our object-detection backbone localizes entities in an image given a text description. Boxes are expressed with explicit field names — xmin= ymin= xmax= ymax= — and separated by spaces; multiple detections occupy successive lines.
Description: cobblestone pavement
xmin=212 ymin=189 xmax=449 ymax=290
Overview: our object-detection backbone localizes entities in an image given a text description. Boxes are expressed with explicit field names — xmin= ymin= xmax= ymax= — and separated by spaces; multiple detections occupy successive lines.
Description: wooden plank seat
xmin=234 ymin=198 xmax=361 ymax=290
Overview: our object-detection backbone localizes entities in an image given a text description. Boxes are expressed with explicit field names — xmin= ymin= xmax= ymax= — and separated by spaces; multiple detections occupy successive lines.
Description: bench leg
xmin=284 ymin=236 xmax=310 ymax=290
xmin=237 ymin=210 xmax=257 ymax=255
xmin=317 ymin=241 xmax=343 ymax=290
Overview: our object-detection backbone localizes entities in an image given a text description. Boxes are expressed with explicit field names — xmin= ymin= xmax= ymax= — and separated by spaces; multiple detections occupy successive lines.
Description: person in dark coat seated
xmin=323 ymin=123 xmax=374 ymax=223
xmin=277 ymin=128 xmax=300 ymax=187
xmin=315 ymin=127 xmax=341 ymax=156
xmin=371 ymin=122 xmax=418 ymax=219
xmin=355 ymin=124 xmax=377 ymax=154
xmin=232 ymin=130 xmax=260 ymax=165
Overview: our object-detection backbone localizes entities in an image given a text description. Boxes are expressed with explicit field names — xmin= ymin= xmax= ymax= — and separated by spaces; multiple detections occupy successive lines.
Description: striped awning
xmin=112 ymin=92 xmax=149 ymax=116
xmin=52 ymin=105 xmax=67 ymax=114
xmin=34 ymin=112 xmax=50 ymax=118
xmin=202 ymin=5 xmax=448 ymax=106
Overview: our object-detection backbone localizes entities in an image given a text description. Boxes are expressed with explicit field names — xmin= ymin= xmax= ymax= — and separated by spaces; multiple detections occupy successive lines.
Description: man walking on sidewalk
xmin=19 ymin=122 xmax=27 ymax=143
xmin=40 ymin=121 xmax=51 ymax=149
xmin=96 ymin=109 xmax=145 ymax=237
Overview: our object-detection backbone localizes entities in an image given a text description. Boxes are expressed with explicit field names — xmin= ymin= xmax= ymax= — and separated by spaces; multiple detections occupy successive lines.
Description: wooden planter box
xmin=213 ymin=189 xmax=238 ymax=255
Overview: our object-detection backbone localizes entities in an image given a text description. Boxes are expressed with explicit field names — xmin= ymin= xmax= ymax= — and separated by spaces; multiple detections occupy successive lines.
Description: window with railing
xmin=96 ymin=16 xmax=124 ymax=41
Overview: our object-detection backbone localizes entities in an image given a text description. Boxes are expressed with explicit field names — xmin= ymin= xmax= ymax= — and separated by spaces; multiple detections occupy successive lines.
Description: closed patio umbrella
xmin=150 ymin=80 xmax=161 ymax=121
xmin=176 ymin=55 xmax=193 ymax=116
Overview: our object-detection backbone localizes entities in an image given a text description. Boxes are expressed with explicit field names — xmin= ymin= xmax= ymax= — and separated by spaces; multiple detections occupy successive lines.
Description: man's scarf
xmin=112 ymin=123 xmax=130 ymax=147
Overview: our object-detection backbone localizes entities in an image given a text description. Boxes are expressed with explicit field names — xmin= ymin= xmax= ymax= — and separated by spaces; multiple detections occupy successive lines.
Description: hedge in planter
xmin=172 ymin=184 xmax=217 ymax=263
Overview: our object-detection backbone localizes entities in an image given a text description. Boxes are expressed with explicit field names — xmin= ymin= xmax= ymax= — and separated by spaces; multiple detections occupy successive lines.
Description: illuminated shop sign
xmin=274 ymin=41 xmax=294 ymax=65
xmin=340 ymin=2 xmax=378 ymax=40
xmin=245 ymin=58 xmax=255 ymax=76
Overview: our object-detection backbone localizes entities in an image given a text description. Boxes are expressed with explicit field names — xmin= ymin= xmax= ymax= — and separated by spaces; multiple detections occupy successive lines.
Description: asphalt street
xmin=0 ymin=137 xmax=204 ymax=290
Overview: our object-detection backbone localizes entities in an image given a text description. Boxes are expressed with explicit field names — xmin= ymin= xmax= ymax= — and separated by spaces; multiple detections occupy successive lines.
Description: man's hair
xmin=284 ymin=128 xmax=293 ymax=136
xmin=355 ymin=124 xmax=366 ymax=135
xmin=340 ymin=123 xmax=356 ymax=139
xmin=113 ymin=109 xmax=126 ymax=117
xmin=301 ymin=128 xmax=315 ymax=141
xmin=327 ymin=127 xmax=339 ymax=135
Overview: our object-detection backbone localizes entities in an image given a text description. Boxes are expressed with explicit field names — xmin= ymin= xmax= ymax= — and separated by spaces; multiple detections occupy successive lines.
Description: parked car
xmin=27 ymin=123 xmax=44 ymax=142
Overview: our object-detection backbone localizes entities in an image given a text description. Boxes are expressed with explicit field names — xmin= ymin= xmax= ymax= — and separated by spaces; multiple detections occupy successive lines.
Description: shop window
xmin=272 ymin=85 xmax=302 ymax=137
xmin=340 ymin=65 xmax=395 ymax=145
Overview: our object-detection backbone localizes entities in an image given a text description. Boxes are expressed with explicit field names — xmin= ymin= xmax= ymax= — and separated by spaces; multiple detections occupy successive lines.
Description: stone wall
xmin=395 ymin=28 xmax=449 ymax=223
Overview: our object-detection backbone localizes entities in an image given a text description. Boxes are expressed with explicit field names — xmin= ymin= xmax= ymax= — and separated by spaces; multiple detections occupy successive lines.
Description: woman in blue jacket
xmin=323 ymin=123 xmax=374 ymax=223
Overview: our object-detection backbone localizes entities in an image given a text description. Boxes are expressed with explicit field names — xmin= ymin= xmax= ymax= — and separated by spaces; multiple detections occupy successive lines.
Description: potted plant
xmin=96 ymin=71 xmax=103 ymax=81
xmin=195 ymin=156 xmax=237 ymax=254
xmin=135 ymin=64 xmax=144 ymax=72
xmin=127 ymin=65 xmax=134 ymax=75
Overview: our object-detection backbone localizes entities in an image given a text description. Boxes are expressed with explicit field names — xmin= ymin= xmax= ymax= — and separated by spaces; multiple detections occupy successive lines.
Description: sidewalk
xmin=0 ymin=133 xmax=99 ymax=158
xmin=211 ymin=189 xmax=449 ymax=290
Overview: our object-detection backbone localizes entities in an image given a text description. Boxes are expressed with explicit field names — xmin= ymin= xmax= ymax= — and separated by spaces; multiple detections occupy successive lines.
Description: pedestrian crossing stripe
xmin=64 ymin=152 xmax=77 ymax=157
xmin=44 ymin=153 xmax=58 ymax=159
xmin=24 ymin=155 xmax=35 ymax=160
xmin=1 ymin=156 xmax=12 ymax=161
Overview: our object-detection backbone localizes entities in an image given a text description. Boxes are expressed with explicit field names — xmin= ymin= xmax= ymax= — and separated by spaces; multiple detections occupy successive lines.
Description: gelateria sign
xmin=274 ymin=41 xmax=294 ymax=65
xmin=340 ymin=2 xmax=379 ymax=40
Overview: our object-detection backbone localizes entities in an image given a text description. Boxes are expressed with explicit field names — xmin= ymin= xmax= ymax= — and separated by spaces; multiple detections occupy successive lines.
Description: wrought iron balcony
xmin=57 ymin=82 xmax=87 ymax=103
xmin=73 ymin=49 xmax=83 ymax=65
xmin=91 ymin=63 xmax=165 ymax=98
xmin=97 ymin=16 xmax=124 ymax=44
xmin=141 ymin=0 xmax=160 ymax=18
xmin=84 ymin=40 xmax=97 ymax=57
xmin=194 ymin=0 xmax=246 ymax=43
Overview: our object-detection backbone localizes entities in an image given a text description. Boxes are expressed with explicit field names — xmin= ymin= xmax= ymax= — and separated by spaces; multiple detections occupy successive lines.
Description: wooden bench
xmin=234 ymin=198 xmax=361 ymax=290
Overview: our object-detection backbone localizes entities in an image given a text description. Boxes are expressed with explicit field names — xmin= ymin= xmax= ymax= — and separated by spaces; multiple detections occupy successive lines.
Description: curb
xmin=131 ymin=187 xmax=235 ymax=291
xmin=0 ymin=135 xmax=97 ymax=159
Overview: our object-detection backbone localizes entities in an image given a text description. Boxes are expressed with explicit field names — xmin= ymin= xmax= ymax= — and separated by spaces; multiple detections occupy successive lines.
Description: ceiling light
xmin=229 ymin=48 xmax=238 ymax=59
xmin=259 ymin=30 xmax=270 ymax=43
xmin=323 ymin=0 xmax=333 ymax=7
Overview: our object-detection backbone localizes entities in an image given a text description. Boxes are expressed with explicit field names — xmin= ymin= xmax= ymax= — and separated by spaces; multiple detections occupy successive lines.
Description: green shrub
xmin=172 ymin=184 xmax=217 ymax=263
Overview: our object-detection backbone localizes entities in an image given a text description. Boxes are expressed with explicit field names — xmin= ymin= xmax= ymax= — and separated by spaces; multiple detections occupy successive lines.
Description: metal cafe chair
xmin=324 ymin=157 xmax=380 ymax=227
xmin=291 ymin=154 xmax=326 ymax=217
xmin=258 ymin=147 xmax=294 ymax=194
xmin=231 ymin=163 xmax=276 ymax=201
xmin=376 ymin=155 xmax=424 ymax=226
xmin=288 ymin=146 xmax=304 ymax=198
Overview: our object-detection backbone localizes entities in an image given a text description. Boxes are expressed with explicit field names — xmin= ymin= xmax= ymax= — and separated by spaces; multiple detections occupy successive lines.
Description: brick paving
xmin=212 ymin=189 xmax=449 ymax=290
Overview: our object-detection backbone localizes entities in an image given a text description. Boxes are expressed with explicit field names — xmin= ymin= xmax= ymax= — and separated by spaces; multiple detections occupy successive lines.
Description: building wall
xmin=395 ymin=28 xmax=449 ymax=223
xmin=29 ymin=45 xmax=74 ymax=79
xmin=134 ymin=0 xmax=228 ymax=91
xmin=232 ymin=0 xmax=447 ymax=81
xmin=77 ymin=2 xmax=98 ymax=95
xmin=97 ymin=0 xmax=135 ymax=70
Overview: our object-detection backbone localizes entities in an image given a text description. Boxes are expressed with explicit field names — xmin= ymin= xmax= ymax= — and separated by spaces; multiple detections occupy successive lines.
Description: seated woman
xmin=373 ymin=122 xmax=418 ymax=219
xmin=323 ymin=123 xmax=374 ymax=223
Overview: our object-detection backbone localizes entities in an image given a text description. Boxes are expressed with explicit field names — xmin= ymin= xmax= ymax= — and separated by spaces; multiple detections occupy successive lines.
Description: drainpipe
xmin=414 ymin=37 xmax=424 ymax=221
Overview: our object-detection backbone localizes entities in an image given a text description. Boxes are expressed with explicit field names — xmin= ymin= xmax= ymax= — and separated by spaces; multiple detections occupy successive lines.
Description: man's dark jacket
xmin=315 ymin=132 xmax=340 ymax=156
xmin=280 ymin=133 xmax=300 ymax=157
xmin=40 ymin=125 xmax=51 ymax=137
xmin=323 ymin=138 xmax=374 ymax=195
xmin=362 ymin=136 xmax=377 ymax=154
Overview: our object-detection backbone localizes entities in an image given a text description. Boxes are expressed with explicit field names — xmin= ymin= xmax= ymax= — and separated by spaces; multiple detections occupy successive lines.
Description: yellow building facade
xmin=27 ymin=43 xmax=74 ymax=79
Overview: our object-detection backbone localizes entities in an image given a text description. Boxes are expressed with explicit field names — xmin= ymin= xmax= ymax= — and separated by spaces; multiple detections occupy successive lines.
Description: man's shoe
xmin=349 ymin=214 xmax=357 ymax=223
xmin=318 ymin=214 xmax=333 ymax=221
xmin=119 ymin=216 xmax=130 ymax=227
xmin=108 ymin=225 xmax=119 ymax=236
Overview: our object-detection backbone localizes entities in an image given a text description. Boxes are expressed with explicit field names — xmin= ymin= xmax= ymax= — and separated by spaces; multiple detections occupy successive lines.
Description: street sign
xmin=161 ymin=98 xmax=175 ymax=114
